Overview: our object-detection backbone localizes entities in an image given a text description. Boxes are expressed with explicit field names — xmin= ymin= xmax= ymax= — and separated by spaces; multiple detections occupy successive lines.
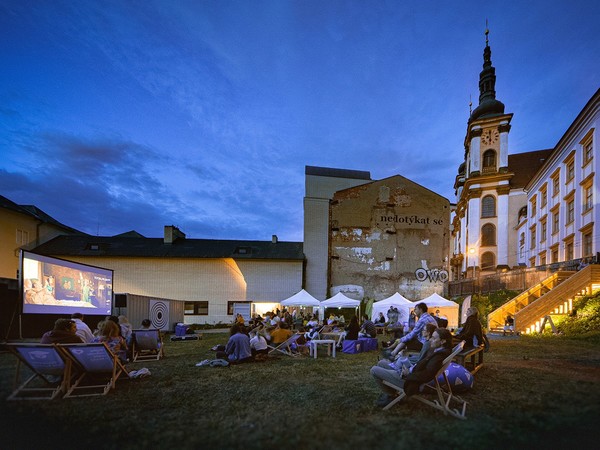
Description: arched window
xmin=481 ymin=195 xmax=496 ymax=218
xmin=482 ymin=150 xmax=496 ymax=171
xmin=481 ymin=252 xmax=495 ymax=270
xmin=481 ymin=223 xmax=496 ymax=246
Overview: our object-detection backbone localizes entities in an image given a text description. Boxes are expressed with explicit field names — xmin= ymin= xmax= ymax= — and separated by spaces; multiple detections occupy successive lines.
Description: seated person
xmin=119 ymin=315 xmax=133 ymax=344
xmin=393 ymin=303 xmax=438 ymax=352
xmin=71 ymin=312 xmax=95 ymax=343
xmin=305 ymin=326 xmax=319 ymax=341
xmin=374 ymin=312 xmax=386 ymax=327
xmin=454 ymin=307 xmax=484 ymax=348
xmin=93 ymin=320 xmax=128 ymax=363
xmin=249 ymin=330 xmax=268 ymax=356
xmin=216 ymin=324 xmax=253 ymax=363
xmin=504 ymin=315 xmax=515 ymax=335
xmin=40 ymin=318 xmax=84 ymax=344
xmin=141 ymin=319 xmax=152 ymax=329
xmin=306 ymin=315 xmax=319 ymax=328
xmin=269 ymin=322 xmax=293 ymax=347
xmin=345 ymin=316 xmax=360 ymax=341
xmin=359 ymin=314 xmax=376 ymax=338
xmin=381 ymin=323 xmax=437 ymax=366
xmin=370 ymin=328 xmax=453 ymax=407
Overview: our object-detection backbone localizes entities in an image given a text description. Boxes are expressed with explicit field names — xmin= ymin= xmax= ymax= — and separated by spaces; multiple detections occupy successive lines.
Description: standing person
xmin=71 ymin=312 xmax=94 ymax=343
xmin=393 ymin=303 xmax=438 ymax=352
xmin=359 ymin=314 xmax=377 ymax=338
xmin=370 ymin=328 xmax=453 ymax=407
xmin=41 ymin=318 xmax=84 ymax=344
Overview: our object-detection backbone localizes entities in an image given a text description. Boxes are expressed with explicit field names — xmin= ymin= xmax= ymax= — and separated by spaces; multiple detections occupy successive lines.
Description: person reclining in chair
xmin=370 ymin=327 xmax=453 ymax=407
xmin=391 ymin=302 xmax=438 ymax=353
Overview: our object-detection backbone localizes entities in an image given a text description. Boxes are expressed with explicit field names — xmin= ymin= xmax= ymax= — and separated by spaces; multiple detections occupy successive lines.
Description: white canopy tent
xmin=279 ymin=289 xmax=321 ymax=307
xmin=320 ymin=292 xmax=361 ymax=321
xmin=418 ymin=293 xmax=460 ymax=328
xmin=371 ymin=293 xmax=413 ymax=323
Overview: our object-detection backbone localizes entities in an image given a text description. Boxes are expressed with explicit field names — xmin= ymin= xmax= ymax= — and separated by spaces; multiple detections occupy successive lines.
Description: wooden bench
xmin=454 ymin=345 xmax=484 ymax=374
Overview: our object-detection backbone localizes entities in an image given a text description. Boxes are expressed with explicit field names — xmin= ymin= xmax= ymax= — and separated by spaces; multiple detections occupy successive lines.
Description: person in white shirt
xmin=71 ymin=312 xmax=94 ymax=343
xmin=249 ymin=331 xmax=268 ymax=356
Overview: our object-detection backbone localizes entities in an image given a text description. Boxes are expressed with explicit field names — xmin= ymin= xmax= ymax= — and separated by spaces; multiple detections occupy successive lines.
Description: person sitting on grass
xmin=216 ymin=324 xmax=253 ymax=364
xmin=249 ymin=330 xmax=268 ymax=356
xmin=40 ymin=318 xmax=84 ymax=344
xmin=370 ymin=327 xmax=453 ymax=407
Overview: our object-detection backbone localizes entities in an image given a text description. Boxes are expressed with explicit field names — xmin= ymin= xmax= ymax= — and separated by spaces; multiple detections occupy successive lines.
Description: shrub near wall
xmin=559 ymin=293 xmax=600 ymax=338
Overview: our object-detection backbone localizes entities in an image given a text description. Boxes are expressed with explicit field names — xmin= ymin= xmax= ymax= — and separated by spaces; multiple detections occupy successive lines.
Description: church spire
xmin=470 ymin=23 xmax=505 ymax=122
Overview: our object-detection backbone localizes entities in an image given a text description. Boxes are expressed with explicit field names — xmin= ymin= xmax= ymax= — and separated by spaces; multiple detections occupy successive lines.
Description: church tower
xmin=452 ymin=28 xmax=514 ymax=278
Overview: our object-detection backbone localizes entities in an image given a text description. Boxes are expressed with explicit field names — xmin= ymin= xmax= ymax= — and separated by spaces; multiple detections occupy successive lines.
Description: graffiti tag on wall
xmin=415 ymin=268 xmax=449 ymax=283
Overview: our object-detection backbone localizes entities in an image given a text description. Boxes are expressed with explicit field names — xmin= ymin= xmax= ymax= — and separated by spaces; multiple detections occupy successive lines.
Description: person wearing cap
xmin=41 ymin=318 xmax=84 ymax=344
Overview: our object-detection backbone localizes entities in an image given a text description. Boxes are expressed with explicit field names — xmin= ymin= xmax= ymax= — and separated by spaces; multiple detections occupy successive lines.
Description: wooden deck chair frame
xmin=268 ymin=333 xmax=302 ymax=357
xmin=131 ymin=328 xmax=164 ymax=362
xmin=383 ymin=341 xmax=468 ymax=419
xmin=59 ymin=342 xmax=127 ymax=398
xmin=5 ymin=343 xmax=72 ymax=400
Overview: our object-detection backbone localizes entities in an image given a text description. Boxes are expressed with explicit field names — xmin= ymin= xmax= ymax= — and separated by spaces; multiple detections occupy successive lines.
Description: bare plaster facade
xmin=329 ymin=175 xmax=450 ymax=301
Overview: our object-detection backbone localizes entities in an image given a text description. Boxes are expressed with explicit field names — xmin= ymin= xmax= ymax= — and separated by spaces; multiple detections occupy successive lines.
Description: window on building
xmin=482 ymin=150 xmax=496 ymax=171
xmin=481 ymin=223 xmax=496 ymax=246
xmin=552 ymin=208 xmax=560 ymax=234
xmin=566 ymin=159 xmax=575 ymax=182
xmin=227 ymin=301 xmax=251 ymax=315
xmin=584 ymin=183 xmax=593 ymax=212
xmin=540 ymin=252 xmax=547 ymax=266
xmin=519 ymin=232 xmax=525 ymax=258
xmin=566 ymin=198 xmax=575 ymax=224
xmin=184 ymin=301 xmax=209 ymax=315
xmin=583 ymin=138 xmax=593 ymax=165
xmin=529 ymin=257 xmax=536 ymax=268
xmin=540 ymin=187 xmax=547 ymax=208
xmin=551 ymin=246 xmax=559 ymax=263
xmin=565 ymin=239 xmax=574 ymax=261
xmin=583 ymin=230 xmax=593 ymax=257
xmin=481 ymin=195 xmax=496 ymax=218
xmin=552 ymin=172 xmax=560 ymax=197
xmin=530 ymin=226 xmax=536 ymax=249
xmin=540 ymin=219 xmax=547 ymax=242
xmin=16 ymin=229 xmax=29 ymax=245
xmin=530 ymin=197 xmax=537 ymax=217
xmin=481 ymin=252 xmax=495 ymax=270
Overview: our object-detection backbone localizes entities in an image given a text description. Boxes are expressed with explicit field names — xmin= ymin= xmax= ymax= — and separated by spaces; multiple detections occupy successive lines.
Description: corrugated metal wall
xmin=113 ymin=293 xmax=184 ymax=332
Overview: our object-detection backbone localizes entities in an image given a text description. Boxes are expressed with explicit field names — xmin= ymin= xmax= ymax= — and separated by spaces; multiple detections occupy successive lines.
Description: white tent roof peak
xmin=280 ymin=289 xmax=321 ymax=307
xmin=321 ymin=292 xmax=361 ymax=307
xmin=420 ymin=293 xmax=458 ymax=307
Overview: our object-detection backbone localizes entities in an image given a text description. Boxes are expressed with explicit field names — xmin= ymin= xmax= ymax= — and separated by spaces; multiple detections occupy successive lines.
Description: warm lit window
xmin=184 ymin=301 xmax=209 ymax=315
xmin=481 ymin=223 xmax=496 ymax=246
xmin=481 ymin=195 xmax=496 ymax=218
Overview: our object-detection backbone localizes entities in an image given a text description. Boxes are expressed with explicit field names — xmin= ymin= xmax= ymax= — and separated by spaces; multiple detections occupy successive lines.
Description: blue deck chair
xmin=131 ymin=329 xmax=164 ymax=362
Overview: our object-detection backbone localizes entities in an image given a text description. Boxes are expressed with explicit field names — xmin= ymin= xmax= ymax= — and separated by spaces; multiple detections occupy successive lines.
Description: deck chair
xmin=5 ymin=343 xmax=72 ymax=400
xmin=131 ymin=329 xmax=164 ymax=362
xmin=59 ymin=343 xmax=127 ymax=398
xmin=268 ymin=333 xmax=303 ymax=357
xmin=383 ymin=341 xmax=468 ymax=419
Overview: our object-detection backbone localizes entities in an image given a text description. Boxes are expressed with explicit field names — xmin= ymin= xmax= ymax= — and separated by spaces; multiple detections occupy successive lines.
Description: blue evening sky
xmin=1 ymin=0 xmax=598 ymax=241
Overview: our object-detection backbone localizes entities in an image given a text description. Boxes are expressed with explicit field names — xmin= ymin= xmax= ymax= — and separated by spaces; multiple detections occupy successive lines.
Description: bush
xmin=558 ymin=293 xmax=600 ymax=336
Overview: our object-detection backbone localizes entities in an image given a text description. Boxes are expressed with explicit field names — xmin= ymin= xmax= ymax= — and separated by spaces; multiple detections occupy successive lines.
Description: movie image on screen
xmin=21 ymin=250 xmax=113 ymax=316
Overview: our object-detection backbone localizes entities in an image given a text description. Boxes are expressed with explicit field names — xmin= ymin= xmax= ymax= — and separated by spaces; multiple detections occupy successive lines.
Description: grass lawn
xmin=1 ymin=332 xmax=599 ymax=450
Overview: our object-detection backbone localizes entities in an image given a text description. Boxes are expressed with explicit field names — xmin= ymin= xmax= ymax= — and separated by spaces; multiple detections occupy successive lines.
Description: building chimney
xmin=272 ymin=235 xmax=278 ymax=244
xmin=164 ymin=225 xmax=186 ymax=244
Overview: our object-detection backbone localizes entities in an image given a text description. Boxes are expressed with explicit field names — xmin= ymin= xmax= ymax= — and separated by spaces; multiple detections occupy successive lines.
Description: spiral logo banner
xmin=149 ymin=300 xmax=170 ymax=330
